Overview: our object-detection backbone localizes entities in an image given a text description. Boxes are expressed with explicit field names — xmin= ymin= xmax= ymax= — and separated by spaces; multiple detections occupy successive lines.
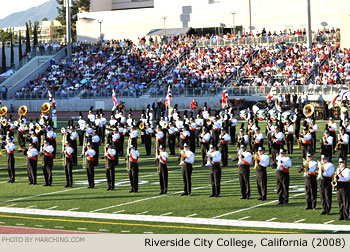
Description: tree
xmin=33 ymin=24 xmax=38 ymax=48
xmin=18 ymin=31 xmax=23 ymax=62
xmin=2 ymin=40 xmax=6 ymax=73
xmin=42 ymin=17 xmax=48 ymax=22
xmin=76 ymin=0 xmax=90 ymax=12
xmin=10 ymin=30 xmax=14 ymax=67
xmin=25 ymin=22 xmax=30 ymax=55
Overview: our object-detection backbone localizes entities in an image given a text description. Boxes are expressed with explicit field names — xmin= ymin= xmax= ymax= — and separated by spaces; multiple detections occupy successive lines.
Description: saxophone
xmin=303 ymin=158 xmax=309 ymax=177
xmin=253 ymin=153 xmax=259 ymax=170
xmin=179 ymin=150 xmax=185 ymax=165
xmin=317 ymin=161 xmax=324 ymax=180
xmin=334 ymin=141 xmax=341 ymax=151
xmin=331 ymin=169 xmax=338 ymax=191
xmin=297 ymin=133 xmax=302 ymax=149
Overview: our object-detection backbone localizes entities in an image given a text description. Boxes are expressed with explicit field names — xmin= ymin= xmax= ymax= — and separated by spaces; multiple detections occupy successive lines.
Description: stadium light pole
xmin=231 ymin=11 xmax=236 ymax=36
xmin=162 ymin=16 xmax=167 ymax=37
xmin=306 ymin=0 xmax=312 ymax=48
xmin=249 ymin=0 xmax=252 ymax=35
xmin=65 ymin=0 xmax=72 ymax=60
xmin=98 ymin=19 xmax=103 ymax=41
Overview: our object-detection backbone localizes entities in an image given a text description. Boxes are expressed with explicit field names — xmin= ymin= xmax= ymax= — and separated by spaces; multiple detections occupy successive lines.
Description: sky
xmin=0 ymin=0 xmax=49 ymax=19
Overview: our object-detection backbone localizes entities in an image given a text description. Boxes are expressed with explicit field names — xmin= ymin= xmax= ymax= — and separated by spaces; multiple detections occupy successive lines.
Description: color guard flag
xmin=112 ymin=89 xmax=118 ymax=110
xmin=165 ymin=86 xmax=172 ymax=108
xmin=48 ymin=91 xmax=56 ymax=108
xmin=221 ymin=89 xmax=229 ymax=109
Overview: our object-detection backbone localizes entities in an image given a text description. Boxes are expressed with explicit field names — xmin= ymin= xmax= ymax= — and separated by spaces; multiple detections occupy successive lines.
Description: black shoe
xmin=257 ymin=197 xmax=262 ymax=200
xmin=181 ymin=193 xmax=188 ymax=196
xmin=326 ymin=212 xmax=331 ymax=215
xmin=107 ymin=188 xmax=111 ymax=191
xmin=240 ymin=197 xmax=246 ymax=199
xmin=159 ymin=192 xmax=163 ymax=195
xmin=262 ymin=197 xmax=267 ymax=201
xmin=339 ymin=216 xmax=344 ymax=221
xmin=305 ymin=207 xmax=312 ymax=210
xmin=87 ymin=186 xmax=91 ymax=189
xmin=43 ymin=184 xmax=49 ymax=186
xmin=7 ymin=180 xmax=11 ymax=183
xmin=246 ymin=197 xmax=250 ymax=200
xmin=64 ymin=185 xmax=69 ymax=188
xmin=278 ymin=202 xmax=284 ymax=205
xmin=345 ymin=217 xmax=349 ymax=221
xmin=28 ymin=182 xmax=33 ymax=185
xmin=320 ymin=211 xmax=327 ymax=215
xmin=129 ymin=190 xmax=134 ymax=193
xmin=209 ymin=195 xmax=215 ymax=197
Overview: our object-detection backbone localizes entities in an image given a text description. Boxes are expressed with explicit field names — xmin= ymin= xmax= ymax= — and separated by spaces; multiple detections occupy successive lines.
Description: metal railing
xmin=195 ymin=33 xmax=339 ymax=48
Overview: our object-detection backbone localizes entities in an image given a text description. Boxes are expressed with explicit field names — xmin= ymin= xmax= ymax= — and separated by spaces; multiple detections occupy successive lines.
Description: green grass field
xmin=0 ymin=120 xmax=349 ymax=234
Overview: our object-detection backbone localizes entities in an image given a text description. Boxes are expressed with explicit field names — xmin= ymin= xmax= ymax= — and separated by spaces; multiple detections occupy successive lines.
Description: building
xmin=77 ymin=0 xmax=350 ymax=48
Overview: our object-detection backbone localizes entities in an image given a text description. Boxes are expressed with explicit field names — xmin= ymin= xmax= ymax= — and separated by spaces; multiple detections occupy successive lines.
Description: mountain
xmin=0 ymin=0 xmax=59 ymax=28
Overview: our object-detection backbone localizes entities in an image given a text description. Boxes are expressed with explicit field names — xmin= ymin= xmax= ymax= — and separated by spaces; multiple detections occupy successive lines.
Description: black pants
xmin=301 ymin=144 xmax=310 ymax=159
xmin=230 ymin=126 xmax=236 ymax=145
xmin=319 ymin=177 xmax=332 ymax=213
xmin=168 ymin=134 xmax=176 ymax=155
xmin=27 ymin=158 xmax=37 ymax=184
xmin=64 ymin=157 xmax=73 ymax=187
xmin=305 ymin=175 xmax=317 ymax=209
xmin=182 ymin=162 xmax=193 ymax=195
xmin=92 ymin=143 xmax=99 ymax=166
xmin=221 ymin=144 xmax=228 ymax=167
xmin=330 ymin=131 xmax=336 ymax=152
xmin=337 ymin=181 xmax=349 ymax=219
xmin=129 ymin=162 xmax=139 ymax=192
xmin=43 ymin=156 xmax=53 ymax=186
xmin=119 ymin=136 xmax=124 ymax=156
xmin=144 ymin=135 xmax=152 ymax=155
xmin=271 ymin=146 xmax=280 ymax=168
xmin=276 ymin=170 xmax=289 ymax=204
xmin=239 ymin=164 xmax=250 ymax=199
xmin=78 ymin=131 xmax=84 ymax=146
xmin=86 ymin=160 xmax=95 ymax=188
xmin=112 ymin=142 xmax=119 ymax=165
xmin=106 ymin=159 xmax=115 ymax=190
xmin=201 ymin=143 xmax=209 ymax=166
xmin=339 ymin=145 xmax=347 ymax=163
xmin=311 ymin=132 xmax=316 ymax=153
xmin=286 ymin=135 xmax=293 ymax=154
xmin=189 ymin=132 xmax=196 ymax=153
xmin=210 ymin=164 xmax=221 ymax=196
xmin=158 ymin=162 xmax=168 ymax=194
xmin=256 ymin=165 xmax=267 ymax=200
xmin=72 ymin=140 xmax=78 ymax=166
xmin=7 ymin=153 xmax=15 ymax=182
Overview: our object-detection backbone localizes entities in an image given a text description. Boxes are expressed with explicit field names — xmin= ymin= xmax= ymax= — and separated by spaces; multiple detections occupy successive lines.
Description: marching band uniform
xmin=321 ymin=131 xmax=333 ymax=161
xmin=271 ymin=128 xmax=284 ymax=168
xmin=168 ymin=123 xmax=176 ymax=155
xmin=336 ymin=160 xmax=350 ymax=220
xmin=91 ymin=133 xmax=100 ymax=166
xmin=85 ymin=145 xmax=96 ymax=189
xmin=88 ymin=111 xmax=95 ymax=125
xmin=181 ymin=144 xmax=194 ymax=196
xmin=78 ymin=117 xmax=86 ymax=146
xmin=43 ymin=142 xmax=54 ymax=186
xmin=252 ymin=128 xmax=264 ymax=153
xmin=112 ymin=129 xmax=120 ymax=164
xmin=319 ymin=156 xmax=335 ymax=215
xmin=189 ymin=120 xmax=197 ymax=153
xmin=26 ymin=145 xmax=38 ymax=185
xmin=310 ymin=121 xmax=318 ymax=153
xmin=179 ymin=127 xmax=190 ymax=151
xmin=17 ymin=122 xmax=26 ymax=151
xmin=128 ymin=146 xmax=140 ymax=193
xmin=346 ymin=120 xmax=350 ymax=154
xmin=30 ymin=133 xmax=39 ymax=150
xmin=337 ymin=128 xmax=349 ymax=162
xmin=234 ymin=145 xmax=252 ymax=199
xmin=285 ymin=122 xmax=294 ymax=154
xmin=303 ymin=154 xmax=318 ymax=210
xmin=155 ymin=127 xmax=164 ymax=156
xmin=64 ymin=143 xmax=74 ymax=187
xmin=256 ymin=147 xmax=270 ymax=201
xmin=300 ymin=127 xmax=312 ymax=159
xmin=195 ymin=115 xmax=204 ymax=147
xmin=201 ymin=130 xmax=211 ymax=166
xmin=220 ymin=130 xmax=231 ymax=167
xmin=212 ymin=119 xmax=222 ymax=147
xmin=157 ymin=147 xmax=169 ymax=194
xmin=276 ymin=150 xmax=292 ymax=204
xmin=69 ymin=128 xmax=78 ymax=166
xmin=105 ymin=145 xmax=117 ymax=191
xmin=118 ymin=125 xmax=125 ymax=156
xmin=5 ymin=139 xmax=16 ymax=183
xmin=208 ymin=147 xmax=222 ymax=197
xmin=144 ymin=125 xmax=153 ymax=156
xmin=265 ymin=121 xmax=273 ymax=154
xmin=230 ymin=116 xmax=237 ymax=145
xmin=130 ymin=127 xmax=139 ymax=149
xmin=237 ymin=129 xmax=249 ymax=147
xmin=46 ymin=128 xmax=57 ymax=158
xmin=328 ymin=119 xmax=337 ymax=152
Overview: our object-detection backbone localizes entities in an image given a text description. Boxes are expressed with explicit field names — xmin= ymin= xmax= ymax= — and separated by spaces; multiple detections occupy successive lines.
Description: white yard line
xmin=54 ymin=226 xmax=64 ymax=229
xmin=266 ymin=218 xmax=277 ymax=222
xmin=99 ymin=229 xmax=109 ymax=232
xmin=212 ymin=192 xmax=305 ymax=219
xmin=136 ymin=211 xmax=149 ymax=215
xmin=160 ymin=212 xmax=173 ymax=216
xmin=294 ymin=219 xmax=306 ymax=223
xmin=5 ymin=204 xmax=17 ymax=207
xmin=120 ymin=231 xmax=130 ymax=233
xmin=1 ymin=207 xmax=349 ymax=232
xmin=34 ymin=225 xmax=44 ymax=227
xmin=67 ymin=208 xmax=80 ymax=211
xmin=144 ymin=232 xmax=153 ymax=234
xmin=324 ymin=220 xmax=335 ymax=224
xmin=239 ymin=216 xmax=250 ymax=220
xmin=25 ymin=205 xmax=37 ymax=209
xmin=46 ymin=206 xmax=58 ymax=210
xmin=112 ymin=210 xmax=125 ymax=214
xmin=0 ymin=222 xmax=5 ymax=224
xmin=186 ymin=213 xmax=197 ymax=217
xmin=77 ymin=228 xmax=87 ymax=230
xmin=16 ymin=223 xmax=24 ymax=226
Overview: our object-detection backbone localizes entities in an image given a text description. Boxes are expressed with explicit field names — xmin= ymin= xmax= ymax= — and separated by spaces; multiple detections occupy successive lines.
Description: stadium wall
xmin=77 ymin=0 xmax=343 ymax=43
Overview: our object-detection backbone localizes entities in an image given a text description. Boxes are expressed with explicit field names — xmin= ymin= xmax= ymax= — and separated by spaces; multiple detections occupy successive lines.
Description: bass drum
xmin=281 ymin=110 xmax=297 ymax=124
xmin=240 ymin=109 xmax=249 ymax=120
xmin=255 ymin=109 xmax=268 ymax=121
xmin=268 ymin=109 xmax=280 ymax=121
xmin=252 ymin=102 xmax=265 ymax=114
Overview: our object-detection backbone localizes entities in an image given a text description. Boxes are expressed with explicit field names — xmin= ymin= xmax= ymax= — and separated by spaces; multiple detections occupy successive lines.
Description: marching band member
xmin=236 ymin=128 xmax=249 ymax=147
xmin=309 ymin=119 xmax=318 ymax=153
xmin=321 ymin=130 xmax=333 ymax=161
xmin=195 ymin=114 xmax=204 ymax=147
xmin=285 ymin=120 xmax=294 ymax=154
xmin=266 ymin=120 xmax=274 ymax=154
xmin=201 ymin=128 xmax=211 ymax=166
xmin=42 ymin=140 xmax=54 ymax=186
xmin=168 ymin=122 xmax=176 ymax=155
xmin=157 ymin=145 xmax=169 ymax=194
xmin=319 ymin=155 xmax=335 ymax=215
xmin=256 ymin=146 xmax=270 ymax=201
xmin=345 ymin=118 xmax=350 ymax=154
xmin=337 ymin=126 xmax=349 ymax=162
xmin=109 ymin=114 xmax=117 ymax=128
xmin=300 ymin=126 xmax=312 ymax=159
xmin=207 ymin=145 xmax=222 ymax=197
xmin=87 ymin=110 xmax=95 ymax=124
xmin=276 ymin=149 xmax=292 ymax=205
xmin=189 ymin=118 xmax=197 ymax=153
xmin=105 ymin=144 xmax=117 ymax=191
xmin=230 ymin=115 xmax=237 ymax=145
xmin=271 ymin=126 xmax=284 ymax=169
xmin=25 ymin=143 xmax=38 ymax=185
xmin=5 ymin=137 xmax=16 ymax=183
xmin=138 ymin=114 xmax=146 ymax=144
xmin=155 ymin=126 xmax=164 ymax=156
xmin=179 ymin=125 xmax=190 ymax=158
xmin=117 ymin=123 xmax=125 ymax=156
xmin=128 ymin=144 xmax=140 ymax=193
xmin=111 ymin=128 xmax=120 ymax=164
xmin=212 ymin=117 xmax=222 ymax=146
xmin=69 ymin=126 xmax=78 ymax=166
xmin=336 ymin=158 xmax=350 ymax=221
xmin=328 ymin=117 xmax=337 ymax=152
xmin=233 ymin=144 xmax=252 ymax=199
xmin=64 ymin=141 xmax=74 ymax=188
xmin=46 ymin=126 xmax=57 ymax=158
xmin=84 ymin=143 xmax=96 ymax=189
xmin=202 ymin=107 xmax=210 ymax=120
xmin=219 ymin=128 xmax=231 ymax=167
xmin=181 ymin=143 xmax=195 ymax=196
xmin=252 ymin=127 xmax=264 ymax=153
xmin=172 ymin=109 xmax=179 ymax=121
xmin=130 ymin=125 xmax=139 ymax=149
xmin=85 ymin=124 xmax=93 ymax=135
xmin=301 ymin=153 xmax=317 ymax=210
xmin=144 ymin=123 xmax=153 ymax=156
xmin=17 ymin=120 xmax=26 ymax=151
xmin=29 ymin=131 xmax=39 ymax=150
xmin=91 ymin=131 xmax=100 ymax=166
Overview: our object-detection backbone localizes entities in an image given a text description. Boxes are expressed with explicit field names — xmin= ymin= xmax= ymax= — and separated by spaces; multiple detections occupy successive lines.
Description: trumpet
xmin=302 ymin=158 xmax=309 ymax=177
